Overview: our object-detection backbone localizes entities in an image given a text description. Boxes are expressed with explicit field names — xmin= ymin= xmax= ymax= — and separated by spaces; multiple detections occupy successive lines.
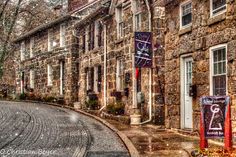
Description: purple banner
xmin=135 ymin=32 xmax=152 ymax=68
xmin=200 ymin=96 xmax=230 ymax=139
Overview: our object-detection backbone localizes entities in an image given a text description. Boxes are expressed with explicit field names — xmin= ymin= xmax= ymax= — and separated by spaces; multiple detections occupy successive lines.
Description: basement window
xmin=180 ymin=1 xmax=192 ymax=29
xmin=211 ymin=0 xmax=226 ymax=17
xmin=211 ymin=45 xmax=227 ymax=96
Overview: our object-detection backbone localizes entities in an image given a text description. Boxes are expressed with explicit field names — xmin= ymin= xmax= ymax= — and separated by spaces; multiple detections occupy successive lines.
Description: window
xmin=211 ymin=45 xmax=227 ymax=96
xmin=211 ymin=0 xmax=226 ymax=17
xmin=20 ymin=41 xmax=25 ymax=61
xmin=30 ymin=69 xmax=35 ymax=89
xmin=116 ymin=59 xmax=124 ymax=91
xmin=89 ymin=23 xmax=95 ymax=51
xmin=133 ymin=0 xmax=142 ymax=31
xmin=30 ymin=37 xmax=34 ymax=58
xmin=60 ymin=24 xmax=66 ymax=47
xmin=48 ymin=29 xmax=53 ymax=51
xmin=85 ymin=26 xmax=89 ymax=52
xmin=93 ymin=65 xmax=102 ymax=93
xmin=82 ymin=30 xmax=86 ymax=53
xmin=180 ymin=1 xmax=192 ymax=28
xmin=94 ymin=20 xmax=102 ymax=48
xmin=116 ymin=5 xmax=124 ymax=38
xmin=47 ymin=64 xmax=53 ymax=86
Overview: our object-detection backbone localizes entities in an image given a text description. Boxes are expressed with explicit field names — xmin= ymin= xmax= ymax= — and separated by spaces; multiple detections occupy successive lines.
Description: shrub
xmin=106 ymin=101 xmax=125 ymax=115
xmin=19 ymin=93 xmax=26 ymax=100
xmin=85 ymin=99 xmax=99 ymax=110
xmin=43 ymin=96 xmax=57 ymax=103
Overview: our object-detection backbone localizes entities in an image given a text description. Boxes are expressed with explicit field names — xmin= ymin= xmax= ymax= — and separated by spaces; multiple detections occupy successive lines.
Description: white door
xmin=60 ymin=61 xmax=64 ymax=95
xmin=183 ymin=58 xmax=193 ymax=129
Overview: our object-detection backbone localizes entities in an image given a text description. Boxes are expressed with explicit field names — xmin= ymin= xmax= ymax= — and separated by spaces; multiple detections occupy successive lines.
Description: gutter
xmin=140 ymin=0 xmax=152 ymax=125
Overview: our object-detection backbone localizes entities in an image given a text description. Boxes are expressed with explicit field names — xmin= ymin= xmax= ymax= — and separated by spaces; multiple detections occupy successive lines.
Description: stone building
xmin=12 ymin=0 xmax=166 ymax=125
xmin=164 ymin=0 xmax=236 ymax=137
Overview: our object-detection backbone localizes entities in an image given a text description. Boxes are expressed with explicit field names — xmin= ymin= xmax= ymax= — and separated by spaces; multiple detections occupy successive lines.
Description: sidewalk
xmin=106 ymin=120 xmax=198 ymax=157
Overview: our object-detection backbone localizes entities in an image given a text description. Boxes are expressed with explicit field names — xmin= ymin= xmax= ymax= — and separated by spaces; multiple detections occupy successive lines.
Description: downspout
xmin=99 ymin=22 xmax=107 ymax=112
xmin=140 ymin=0 xmax=152 ymax=125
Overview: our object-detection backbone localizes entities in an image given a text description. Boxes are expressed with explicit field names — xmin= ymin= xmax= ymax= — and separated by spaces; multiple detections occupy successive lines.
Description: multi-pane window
xmin=47 ymin=64 xmax=53 ymax=86
xmin=93 ymin=65 xmax=102 ymax=93
xmin=133 ymin=0 xmax=142 ymax=31
xmin=180 ymin=1 xmax=192 ymax=28
xmin=116 ymin=59 xmax=124 ymax=91
xmin=20 ymin=41 xmax=25 ymax=61
xmin=212 ymin=46 xmax=227 ymax=96
xmin=60 ymin=24 xmax=66 ymax=47
xmin=48 ymin=30 xmax=53 ymax=51
xmin=94 ymin=20 xmax=103 ymax=48
xmin=116 ymin=6 xmax=124 ymax=38
xmin=211 ymin=0 xmax=226 ymax=16
xmin=30 ymin=37 xmax=34 ymax=58
xmin=30 ymin=69 xmax=35 ymax=89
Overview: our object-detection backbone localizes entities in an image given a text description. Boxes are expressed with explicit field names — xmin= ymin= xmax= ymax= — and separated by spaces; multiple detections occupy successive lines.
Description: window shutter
xmin=90 ymin=67 xmax=94 ymax=91
xmin=90 ymin=23 xmax=95 ymax=50
xmin=98 ymin=65 xmax=102 ymax=92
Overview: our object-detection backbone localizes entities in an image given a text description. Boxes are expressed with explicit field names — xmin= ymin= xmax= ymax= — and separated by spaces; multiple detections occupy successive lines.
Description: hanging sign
xmin=199 ymin=96 xmax=232 ymax=150
xmin=135 ymin=32 xmax=152 ymax=68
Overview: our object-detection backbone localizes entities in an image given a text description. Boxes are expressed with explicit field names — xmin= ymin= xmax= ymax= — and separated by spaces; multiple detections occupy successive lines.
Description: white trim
xmin=60 ymin=61 xmax=64 ymax=95
xmin=47 ymin=64 xmax=53 ymax=86
xmin=60 ymin=23 xmax=66 ymax=47
xmin=30 ymin=69 xmax=35 ymax=89
xmin=180 ymin=55 xmax=193 ymax=129
xmin=20 ymin=41 xmax=25 ymax=61
xmin=179 ymin=0 xmax=192 ymax=30
xmin=209 ymin=44 xmax=228 ymax=96
xmin=210 ymin=0 xmax=227 ymax=18
xmin=30 ymin=37 xmax=34 ymax=58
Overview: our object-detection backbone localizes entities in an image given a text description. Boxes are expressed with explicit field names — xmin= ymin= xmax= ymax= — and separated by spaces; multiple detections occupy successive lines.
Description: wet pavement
xmin=106 ymin=120 xmax=230 ymax=157
xmin=0 ymin=101 xmax=129 ymax=157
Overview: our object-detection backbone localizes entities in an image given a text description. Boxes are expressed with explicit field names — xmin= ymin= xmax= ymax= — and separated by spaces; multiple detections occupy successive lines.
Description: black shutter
xmin=98 ymin=65 xmax=102 ymax=92
xmin=90 ymin=67 xmax=94 ymax=91
xmin=98 ymin=22 xmax=103 ymax=47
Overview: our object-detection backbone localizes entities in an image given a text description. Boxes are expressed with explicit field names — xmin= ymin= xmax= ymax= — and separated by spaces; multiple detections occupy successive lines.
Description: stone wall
xmin=165 ymin=0 xmax=236 ymax=136
xmin=15 ymin=19 xmax=78 ymax=105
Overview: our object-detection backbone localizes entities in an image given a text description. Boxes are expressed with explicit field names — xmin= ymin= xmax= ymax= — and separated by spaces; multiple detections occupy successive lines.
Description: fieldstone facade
xmin=164 ymin=0 xmax=236 ymax=140
xmin=12 ymin=0 xmax=166 ymax=124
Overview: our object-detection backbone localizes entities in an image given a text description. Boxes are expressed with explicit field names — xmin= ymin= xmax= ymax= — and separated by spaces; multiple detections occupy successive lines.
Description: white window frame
xmin=94 ymin=20 xmax=99 ymax=48
xmin=94 ymin=66 xmax=98 ymax=93
xmin=132 ymin=0 xmax=142 ymax=31
xmin=30 ymin=69 xmax=35 ymax=89
xmin=30 ymin=37 xmax=34 ymax=58
xmin=209 ymin=44 xmax=227 ymax=95
xmin=60 ymin=23 xmax=66 ymax=47
xmin=85 ymin=26 xmax=89 ymax=52
xmin=47 ymin=64 xmax=53 ymax=86
xmin=210 ymin=0 xmax=227 ymax=17
xmin=20 ymin=41 xmax=25 ymax=61
xmin=116 ymin=59 xmax=124 ymax=91
xmin=116 ymin=5 xmax=124 ymax=38
xmin=48 ymin=29 xmax=53 ymax=51
xmin=180 ymin=0 xmax=192 ymax=29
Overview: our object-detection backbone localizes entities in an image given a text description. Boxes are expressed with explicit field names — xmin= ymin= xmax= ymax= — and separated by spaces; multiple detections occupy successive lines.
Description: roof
xmin=74 ymin=6 xmax=110 ymax=28
xmin=13 ymin=14 xmax=72 ymax=43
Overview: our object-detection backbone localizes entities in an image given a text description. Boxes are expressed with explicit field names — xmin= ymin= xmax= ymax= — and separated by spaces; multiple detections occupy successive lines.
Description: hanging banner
xmin=135 ymin=32 xmax=152 ymax=68
xmin=200 ymin=96 xmax=230 ymax=139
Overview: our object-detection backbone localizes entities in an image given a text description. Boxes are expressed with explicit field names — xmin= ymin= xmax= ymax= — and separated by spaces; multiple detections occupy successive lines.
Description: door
xmin=60 ymin=61 xmax=65 ymax=95
xmin=183 ymin=57 xmax=193 ymax=129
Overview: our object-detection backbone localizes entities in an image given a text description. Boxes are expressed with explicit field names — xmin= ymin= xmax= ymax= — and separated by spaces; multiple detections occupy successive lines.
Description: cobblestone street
xmin=0 ymin=101 xmax=129 ymax=157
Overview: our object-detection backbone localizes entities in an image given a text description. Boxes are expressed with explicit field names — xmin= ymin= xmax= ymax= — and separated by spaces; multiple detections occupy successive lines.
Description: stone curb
xmin=4 ymin=100 xmax=140 ymax=157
